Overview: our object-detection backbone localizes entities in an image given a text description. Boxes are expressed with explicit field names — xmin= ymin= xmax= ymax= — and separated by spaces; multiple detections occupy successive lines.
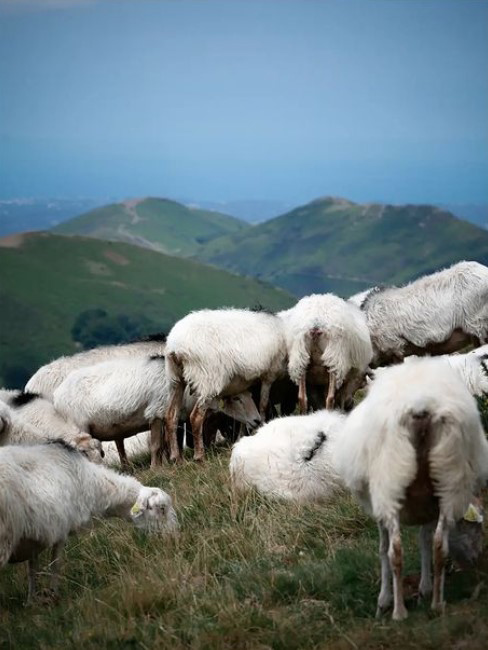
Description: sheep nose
xmin=412 ymin=410 xmax=430 ymax=420
xmin=252 ymin=417 xmax=262 ymax=427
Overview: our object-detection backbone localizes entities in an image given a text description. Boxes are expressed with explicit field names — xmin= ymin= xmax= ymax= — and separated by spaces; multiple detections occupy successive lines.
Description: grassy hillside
xmin=2 ymin=449 xmax=487 ymax=649
xmin=0 ymin=232 xmax=293 ymax=386
xmin=196 ymin=197 xmax=488 ymax=297
xmin=53 ymin=197 xmax=250 ymax=257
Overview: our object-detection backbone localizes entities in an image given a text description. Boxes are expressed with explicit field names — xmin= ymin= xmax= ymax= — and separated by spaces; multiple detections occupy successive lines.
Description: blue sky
xmin=0 ymin=0 xmax=487 ymax=204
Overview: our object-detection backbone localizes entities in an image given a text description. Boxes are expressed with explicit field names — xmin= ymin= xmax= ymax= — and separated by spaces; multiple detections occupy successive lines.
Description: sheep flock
xmin=2 ymin=259 xmax=488 ymax=625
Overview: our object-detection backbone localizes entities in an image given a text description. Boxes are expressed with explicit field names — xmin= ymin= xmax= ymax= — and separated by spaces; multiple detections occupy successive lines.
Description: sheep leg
xmin=48 ymin=542 xmax=64 ymax=598
xmin=419 ymin=523 xmax=434 ymax=600
xmin=26 ymin=555 xmax=40 ymax=605
xmin=164 ymin=381 xmax=184 ymax=463
xmin=149 ymin=418 xmax=163 ymax=468
xmin=431 ymin=513 xmax=448 ymax=613
xmin=325 ymin=373 xmax=336 ymax=410
xmin=298 ymin=375 xmax=308 ymax=414
xmin=115 ymin=439 xmax=130 ymax=469
xmin=259 ymin=380 xmax=272 ymax=422
xmin=189 ymin=402 xmax=208 ymax=462
xmin=386 ymin=516 xmax=408 ymax=621
xmin=376 ymin=522 xmax=393 ymax=617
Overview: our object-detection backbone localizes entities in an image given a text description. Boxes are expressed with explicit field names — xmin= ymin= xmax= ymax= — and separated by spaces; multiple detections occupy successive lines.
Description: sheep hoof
xmin=431 ymin=601 xmax=446 ymax=615
xmin=392 ymin=606 xmax=408 ymax=621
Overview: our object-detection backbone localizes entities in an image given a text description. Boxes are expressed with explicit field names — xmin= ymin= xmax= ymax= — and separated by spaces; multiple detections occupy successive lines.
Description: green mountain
xmin=0 ymin=232 xmax=293 ymax=386
xmin=195 ymin=197 xmax=488 ymax=297
xmin=53 ymin=197 xmax=249 ymax=256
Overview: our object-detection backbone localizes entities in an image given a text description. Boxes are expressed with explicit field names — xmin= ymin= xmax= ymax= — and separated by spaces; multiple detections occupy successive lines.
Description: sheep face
xmin=130 ymin=487 xmax=179 ymax=534
xmin=218 ymin=391 xmax=261 ymax=429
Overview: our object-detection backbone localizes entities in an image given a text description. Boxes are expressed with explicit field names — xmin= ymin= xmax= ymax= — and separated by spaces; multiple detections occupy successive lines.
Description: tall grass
xmin=1 ymin=448 xmax=487 ymax=649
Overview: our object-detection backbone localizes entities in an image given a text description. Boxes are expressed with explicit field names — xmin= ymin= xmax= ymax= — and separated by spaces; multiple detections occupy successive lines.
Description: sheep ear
xmin=463 ymin=503 xmax=483 ymax=523
xmin=130 ymin=492 xmax=149 ymax=518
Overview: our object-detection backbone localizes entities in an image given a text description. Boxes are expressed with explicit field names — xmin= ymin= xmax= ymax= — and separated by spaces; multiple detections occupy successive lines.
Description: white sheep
xmin=164 ymin=308 xmax=287 ymax=462
xmin=0 ymin=395 xmax=102 ymax=463
xmin=25 ymin=334 xmax=167 ymax=399
xmin=360 ymin=261 xmax=488 ymax=366
xmin=373 ymin=347 xmax=488 ymax=398
xmin=434 ymin=351 xmax=488 ymax=398
xmin=230 ymin=410 xmax=346 ymax=502
xmin=0 ymin=440 xmax=178 ymax=603
xmin=53 ymin=354 xmax=261 ymax=468
xmin=333 ymin=357 xmax=488 ymax=620
xmin=279 ymin=294 xmax=373 ymax=412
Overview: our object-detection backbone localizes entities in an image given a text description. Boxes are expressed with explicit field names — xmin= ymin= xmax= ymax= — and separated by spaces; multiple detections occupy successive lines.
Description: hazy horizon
xmin=1 ymin=0 xmax=487 ymax=205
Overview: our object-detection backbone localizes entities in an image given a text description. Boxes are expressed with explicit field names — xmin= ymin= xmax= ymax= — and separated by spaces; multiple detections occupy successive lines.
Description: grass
xmin=2 ymin=448 xmax=487 ymax=650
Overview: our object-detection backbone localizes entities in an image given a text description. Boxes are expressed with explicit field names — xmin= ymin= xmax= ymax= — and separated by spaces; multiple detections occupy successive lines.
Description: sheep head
xmin=130 ymin=486 xmax=179 ymax=534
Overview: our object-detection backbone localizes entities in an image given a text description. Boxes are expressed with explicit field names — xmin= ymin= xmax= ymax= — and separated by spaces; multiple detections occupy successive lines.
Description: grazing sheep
xmin=333 ymin=357 xmax=488 ymax=620
xmin=230 ymin=410 xmax=346 ymax=502
xmin=0 ymin=440 xmax=178 ymax=603
xmin=25 ymin=334 xmax=167 ymax=399
xmin=0 ymin=395 xmax=102 ymax=463
xmin=164 ymin=308 xmax=287 ymax=462
xmin=279 ymin=294 xmax=373 ymax=412
xmin=360 ymin=261 xmax=488 ymax=366
xmin=53 ymin=355 xmax=260 ymax=468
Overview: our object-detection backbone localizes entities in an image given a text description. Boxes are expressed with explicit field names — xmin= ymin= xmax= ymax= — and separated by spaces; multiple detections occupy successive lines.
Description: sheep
xmin=53 ymin=354 xmax=261 ymax=468
xmin=230 ymin=410 xmax=346 ymax=502
xmin=278 ymin=294 xmax=373 ymax=413
xmin=25 ymin=333 xmax=167 ymax=399
xmin=432 ymin=351 xmax=488 ymax=398
xmin=164 ymin=308 xmax=287 ymax=462
xmin=0 ymin=394 xmax=102 ymax=463
xmin=0 ymin=440 xmax=178 ymax=603
xmin=360 ymin=261 xmax=488 ymax=366
xmin=373 ymin=347 xmax=488 ymax=398
xmin=333 ymin=357 xmax=488 ymax=620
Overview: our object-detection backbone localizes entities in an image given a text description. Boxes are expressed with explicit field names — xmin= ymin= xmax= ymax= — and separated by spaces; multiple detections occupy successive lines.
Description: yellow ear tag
xmin=219 ymin=399 xmax=225 ymax=409
xmin=463 ymin=503 xmax=483 ymax=523
xmin=131 ymin=503 xmax=142 ymax=516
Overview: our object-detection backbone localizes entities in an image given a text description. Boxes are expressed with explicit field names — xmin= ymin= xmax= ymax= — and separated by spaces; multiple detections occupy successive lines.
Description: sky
xmin=0 ymin=0 xmax=487 ymax=205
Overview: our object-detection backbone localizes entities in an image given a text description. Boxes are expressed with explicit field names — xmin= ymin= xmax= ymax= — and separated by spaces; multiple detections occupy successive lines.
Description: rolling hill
xmin=195 ymin=197 xmax=488 ymax=297
xmin=0 ymin=232 xmax=293 ymax=387
xmin=53 ymin=197 xmax=249 ymax=256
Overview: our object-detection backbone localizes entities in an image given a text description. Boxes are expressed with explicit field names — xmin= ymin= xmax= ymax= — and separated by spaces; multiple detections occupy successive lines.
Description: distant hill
xmin=0 ymin=232 xmax=293 ymax=386
xmin=439 ymin=203 xmax=488 ymax=230
xmin=0 ymin=198 xmax=107 ymax=236
xmin=195 ymin=197 xmax=488 ymax=297
xmin=53 ymin=197 xmax=249 ymax=256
